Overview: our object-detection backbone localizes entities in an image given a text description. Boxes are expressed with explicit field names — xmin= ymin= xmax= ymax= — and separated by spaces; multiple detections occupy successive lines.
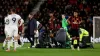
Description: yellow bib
xmin=74 ymin=40 xmax=77 ymax=44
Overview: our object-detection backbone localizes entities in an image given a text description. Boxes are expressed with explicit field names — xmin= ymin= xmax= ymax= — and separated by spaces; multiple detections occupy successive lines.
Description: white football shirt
xmin=37 ymin=21 xmax=40 ymax=28
xmin=7 ymin=14 xmax=21 ymax=27
xmin=4 ymin=16 xmax=9 ymax=27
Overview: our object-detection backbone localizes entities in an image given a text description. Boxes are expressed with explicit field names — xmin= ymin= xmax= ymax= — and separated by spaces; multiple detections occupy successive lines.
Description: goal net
xmin=93 ymin=16 xmax=100 ymax=43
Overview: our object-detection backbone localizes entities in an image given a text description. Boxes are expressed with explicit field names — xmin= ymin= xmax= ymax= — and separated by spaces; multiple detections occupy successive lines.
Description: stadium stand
xmin=35 ymin=0 xmax=100 ymax=38
xmin=0 ymin=0 xmax=100 ymax=44
xmin=0 ymin=0 xmax=39 ymax=36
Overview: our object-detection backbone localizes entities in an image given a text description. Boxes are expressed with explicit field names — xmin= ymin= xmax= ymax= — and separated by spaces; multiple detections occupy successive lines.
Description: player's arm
xmin=4 ymin=17 xmax=8 ymax=25
xmin=20 ymin=19 xmax=24 ymax=34
xmin=79 ymin=17 xmax=82 ymax=24
xmin=19 ymin=19 xmax=24 ymax=27
xmin=22 ymin=22 xmax=24 ymax=34
xmin=67 ymin=17 xmax=71 ymax=25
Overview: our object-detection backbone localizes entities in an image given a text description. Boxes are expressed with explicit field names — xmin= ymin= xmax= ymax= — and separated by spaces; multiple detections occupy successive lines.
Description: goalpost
xmin=93 ymin=16 xmax=100 ymax=43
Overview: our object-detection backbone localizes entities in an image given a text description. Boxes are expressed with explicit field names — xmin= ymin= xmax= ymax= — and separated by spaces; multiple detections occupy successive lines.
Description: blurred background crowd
xmin=0 ymin=0 xmax=100 ymax=38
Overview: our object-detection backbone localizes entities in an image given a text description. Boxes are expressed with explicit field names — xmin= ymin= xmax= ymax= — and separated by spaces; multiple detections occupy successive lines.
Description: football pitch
xmin=0 ymin=43 xmax=100 ymax=56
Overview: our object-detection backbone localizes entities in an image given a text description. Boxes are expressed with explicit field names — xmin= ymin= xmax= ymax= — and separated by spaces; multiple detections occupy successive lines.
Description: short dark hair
xmin=10 ymin=8 xmax=16 ymax=12
xmin=74 ymin=10 xmax=78 ymax=13
xmin=62 ymin=14 xmax=66 ymax=16
xmin=29 ymin=12 xmax=34 ymax=15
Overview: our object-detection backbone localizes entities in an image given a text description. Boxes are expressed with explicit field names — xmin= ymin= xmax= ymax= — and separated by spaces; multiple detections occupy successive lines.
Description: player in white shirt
xmin=2 ymin=15 xmax=10 ymax=49
xmin=34 ymin=21 xmax=40 ymax=47
xmin=3 ymin=16 xmax=24 ymax=49
xmin=5 ymin=9 xmax=23 ymax=51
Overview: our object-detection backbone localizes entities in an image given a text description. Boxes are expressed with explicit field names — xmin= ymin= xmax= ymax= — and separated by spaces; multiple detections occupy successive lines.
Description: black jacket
xmin=27 ymin=18 xmax=37 ymax=35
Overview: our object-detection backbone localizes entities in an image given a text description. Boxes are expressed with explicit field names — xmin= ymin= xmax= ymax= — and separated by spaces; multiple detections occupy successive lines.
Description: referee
xmin=26 ymin=13 xmax=37 ymax=48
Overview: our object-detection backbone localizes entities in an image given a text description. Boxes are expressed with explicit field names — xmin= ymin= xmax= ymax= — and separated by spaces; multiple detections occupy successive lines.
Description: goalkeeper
xmin=62 ymin=14 xmax=68 ymax=31
xmin=61 ymin=14 xmax=69 ymax=48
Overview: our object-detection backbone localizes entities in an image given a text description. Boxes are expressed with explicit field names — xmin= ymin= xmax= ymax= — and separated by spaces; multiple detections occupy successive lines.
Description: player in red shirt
xmin=18 ymin=19 xmax=24 ymax=47
xmin=68 ymin=11 xmax=82 ymax=51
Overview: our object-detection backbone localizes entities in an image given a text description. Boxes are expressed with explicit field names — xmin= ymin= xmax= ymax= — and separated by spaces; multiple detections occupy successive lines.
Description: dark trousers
xmin=27 ymin=35 xmax=34 ymax=46
xmin=18 ymin=39 xmax=21 ymax=45
xmin=58 ymin=41 xmax=66 ymax=48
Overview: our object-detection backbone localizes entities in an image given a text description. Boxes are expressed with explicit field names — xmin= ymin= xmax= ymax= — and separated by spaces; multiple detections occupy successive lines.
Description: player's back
xmin=7 ymin=14 xmax=21 ymax=27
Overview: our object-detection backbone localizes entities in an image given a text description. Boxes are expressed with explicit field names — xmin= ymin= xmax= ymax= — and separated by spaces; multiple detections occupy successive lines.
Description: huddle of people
xmin=24 ymin=11 xmax=91 ymax=51
xmin=31 ymin=11 xmax=91 ymax=51
xmin=60 ymin=11 xmax=90 ymax=50
xmin=2 ymin=9 xmax=91 ymax=52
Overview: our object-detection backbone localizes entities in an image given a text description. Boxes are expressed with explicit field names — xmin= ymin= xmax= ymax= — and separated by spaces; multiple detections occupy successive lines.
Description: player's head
xmin=10 ymin=8 xmax=16 ymax=14
xmin=28 ymin=13 xmax=33 ymax=19
xmin=7 ymin=12 xmax=11 ymax=16
xmin=49 ymin=12 xmax=54 ymax=17
xmin=74 ymin=11 xmax=78 ymax=17
xmin=62 ymin=14 xmax=65 ymax=19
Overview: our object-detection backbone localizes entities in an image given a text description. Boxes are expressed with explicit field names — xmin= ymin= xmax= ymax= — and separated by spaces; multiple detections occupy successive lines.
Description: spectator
xmin=24 ymin=0 xmax=29 ymax=5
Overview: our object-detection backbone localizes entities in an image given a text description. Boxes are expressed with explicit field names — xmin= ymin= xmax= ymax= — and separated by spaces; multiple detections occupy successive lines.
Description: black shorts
xmin=70 ymin=29 xmax=79 ymax=37
xmin=72 ymin=38 xmax=79 ymax=45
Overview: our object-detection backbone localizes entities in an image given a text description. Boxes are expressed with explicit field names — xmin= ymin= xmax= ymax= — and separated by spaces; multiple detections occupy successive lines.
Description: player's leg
xmin=13 ymin=28 xmax=19 ymax=51
xmin=2 ymin=39 xmax=7 ymax=49
xmin=76 ymin=29 xmax=80 ymax=51
xmin=34 ymin=30 xmax=39 ymax=47
xmin=71 ymin=38 xmax=75 ymax=50
xmin=6 ymin=29 xmax=13 ymax=51
xmin=18 ymin=34 xmax=21 ymax=47
xmin=6 ymin=37 xmax=12 ymax=51
xmin=10 ymin=37 xmax=14 ymax=47
xmin=77 ymin=37 xmax=80 ymax=51
xmin=20 ymin=35 xmax=24 ymax=46
xmin=70 ymin=29 xmax=75 ymax=50
xmin=2 ymin=28 xmax=8 ymax=49
xmin=31 ymin=35 xmax=35 ymax=48
xmin=36 ymin=30 xmax=39 ymax=44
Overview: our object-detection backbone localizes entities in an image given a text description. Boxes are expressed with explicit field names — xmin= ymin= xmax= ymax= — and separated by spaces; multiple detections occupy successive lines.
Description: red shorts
xmin=18 ymin=25 xmax=23 ymax=34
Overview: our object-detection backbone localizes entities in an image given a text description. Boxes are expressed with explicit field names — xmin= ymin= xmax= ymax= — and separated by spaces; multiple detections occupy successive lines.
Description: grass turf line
xmin=0 ymin=43 xmax=100 ymax=56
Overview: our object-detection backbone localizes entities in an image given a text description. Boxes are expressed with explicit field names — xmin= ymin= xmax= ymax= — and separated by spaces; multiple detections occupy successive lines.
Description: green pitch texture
xmin=0 ymin=43 xmax=100 ymax=56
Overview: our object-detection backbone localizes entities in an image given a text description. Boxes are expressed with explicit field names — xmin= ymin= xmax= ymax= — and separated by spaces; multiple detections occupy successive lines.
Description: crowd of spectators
xmin=35 ymin=0 xmax=100 ymax=38
xmin=0 ymin=0 xmax=100 ymax=38
xmin=0 ymin=0 xmax=39 ymax=35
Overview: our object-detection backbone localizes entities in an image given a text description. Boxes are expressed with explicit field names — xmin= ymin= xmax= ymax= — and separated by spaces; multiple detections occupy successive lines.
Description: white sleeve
xmin=17 ymin=15 xmax=21 ymax=20
xmin=18 ymin=16 xmax=22 ymax=20
xmin=37 ymin=21 xmax=40 ymax=25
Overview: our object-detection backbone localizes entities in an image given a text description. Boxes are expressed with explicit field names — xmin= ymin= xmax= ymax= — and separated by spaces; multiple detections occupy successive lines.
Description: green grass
xmin=0 ymin=43 xmax=100 ymax=56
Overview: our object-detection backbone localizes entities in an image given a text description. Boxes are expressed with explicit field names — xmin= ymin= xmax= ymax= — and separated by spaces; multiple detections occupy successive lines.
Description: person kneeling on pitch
xmin=79 ymin=28 xmax=93 ymax=48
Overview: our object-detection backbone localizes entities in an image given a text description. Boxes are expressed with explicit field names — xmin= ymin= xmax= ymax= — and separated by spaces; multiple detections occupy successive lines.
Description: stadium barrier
xmin=91 ymin=37 xmax=100 ymax=43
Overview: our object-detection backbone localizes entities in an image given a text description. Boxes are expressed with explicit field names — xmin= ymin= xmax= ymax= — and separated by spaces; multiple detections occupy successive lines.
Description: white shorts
xmin=4 ymin=27 xmax=8 ymax=37
xmin=34 ymin=30 xmax=39 ymax=37
xmin=5 ymin=26 xmax=18 ymax=37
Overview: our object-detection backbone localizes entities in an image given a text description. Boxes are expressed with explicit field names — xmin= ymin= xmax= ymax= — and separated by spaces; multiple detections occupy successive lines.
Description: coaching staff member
xmin=68 ymin=11 xmax=82 ymax=51
xmin=26 ymin=13 xmax=37 ymax=48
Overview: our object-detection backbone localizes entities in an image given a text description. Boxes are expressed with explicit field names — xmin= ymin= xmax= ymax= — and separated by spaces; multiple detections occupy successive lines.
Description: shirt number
xmin=5 ymin=19 xmax=9 ymax=25
xmin=12 ymin=17 xmax=16 ymax=23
